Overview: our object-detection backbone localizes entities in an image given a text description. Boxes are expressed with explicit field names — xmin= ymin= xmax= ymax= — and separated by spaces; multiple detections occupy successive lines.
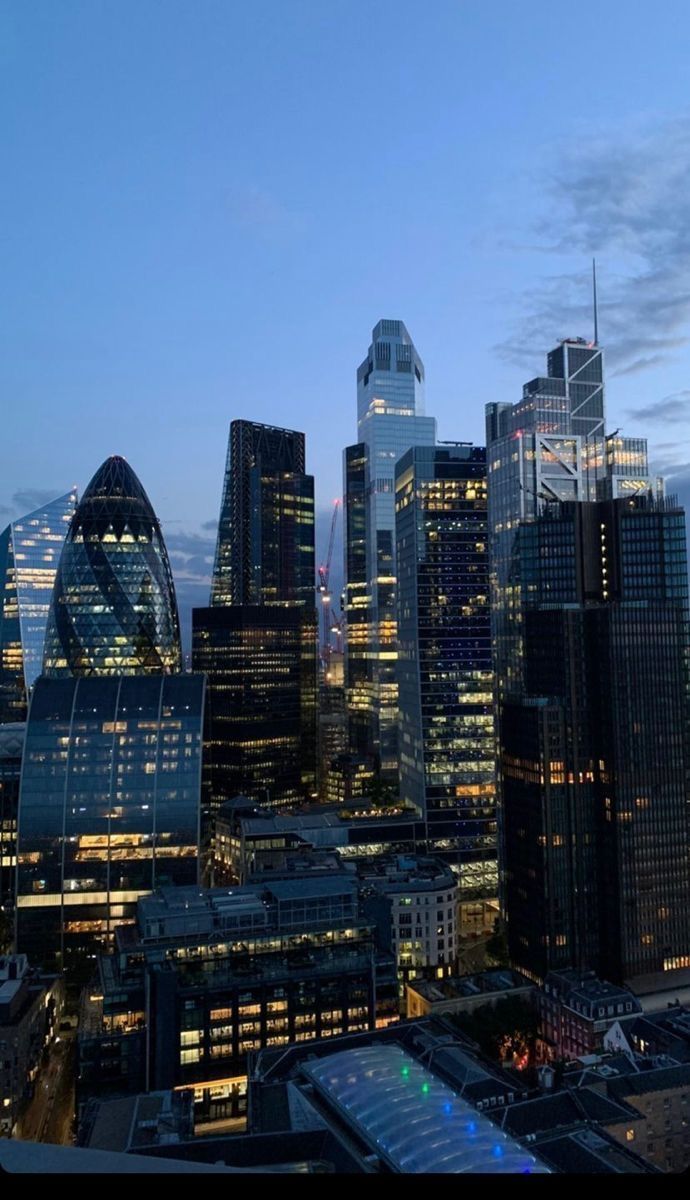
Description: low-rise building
xmin=77 ymin=878 xmax=397 ymax=1128
xmin=0 ymin=953 xmax=63 ymax=1134
xmin=539 ymin=970 xmax=642 ymax=1060
xmin=247 ymin=1018 xmax=657 ymax=1174
xmin=407 ymin=968 xmax=535 ymax=1019
xmin=357 ymin=854 xmax=458 ymax=995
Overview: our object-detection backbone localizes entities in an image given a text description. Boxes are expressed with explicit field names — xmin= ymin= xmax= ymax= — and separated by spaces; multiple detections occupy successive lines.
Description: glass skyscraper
xmin=0 ymin=490 xmax=78 ymax=722
xmin=192 ymin=605 xmax=318 ymax=816
xmin=211 ymin=421 xmax=315 ymax=607
xmin=16 ymin=673 xmax=205 ymax=981
xmin=487 ymin=337 xmax=690 ymax=988
xmin=396 ymin=445 xmax=497 ymax=912
xmin=501 ymin=495 xmax=690 ymax=988
xmin=344 ymin=321 xmax=436 ymax=780
xmin=198 ymin=421 xmax=318 ymax=841
xmin=42 ymin=456 xmax=181 ymax=677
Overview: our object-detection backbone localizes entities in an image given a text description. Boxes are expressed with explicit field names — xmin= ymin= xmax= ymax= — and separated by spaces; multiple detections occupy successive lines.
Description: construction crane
xmin=317 ymin=499 xmax=341 ymax=670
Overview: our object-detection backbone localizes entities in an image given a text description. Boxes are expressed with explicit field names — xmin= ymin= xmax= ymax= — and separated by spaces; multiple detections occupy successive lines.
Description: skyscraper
xmin=197 ymin=421 xmax=318 ymax=828
xmin=344 ymin=321 xmax=436 ymax=780
xmin=16 ymin=673 xmax=204 ymax=980
xmin=192 ymin=604 xmax=317 ymax=815
xmin=0 ymin=490 xmax=77 ymax=722
xmin=396 ymin=444 xmax=497 ymax=915
xmin=501 ymin=495 xmax=690 ymax=988
xmin=211 ymin=421 xmax=315 ymax=607
xmin=42 ymin=457 xmax=181 ymax=677
xmin=487 ymin=337 xmax=690 ymax=989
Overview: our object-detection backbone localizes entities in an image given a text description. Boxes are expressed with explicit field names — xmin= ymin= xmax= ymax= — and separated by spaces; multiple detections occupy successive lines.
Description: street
xmin=14 ymin=1031 xmax=75 ymax=1146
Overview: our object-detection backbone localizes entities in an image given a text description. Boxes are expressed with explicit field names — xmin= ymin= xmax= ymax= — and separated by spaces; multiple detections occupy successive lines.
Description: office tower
xmin=42 ymin=456 xmax=181 ymax=677
xmin=485 ymin=338 xmax=653 ymax=702
xmin=0 ymin=490 xmax=77 ymax=722
xmin=198 ymin=421 xmax=318 ymax=831
xmin=0 ymin=723 xmax=24 ymax=918
xmin=502 ymin=494 xmax=690 ymax=987
xmin=192 ymin=605 xmax=317 ymax=816
xmin=487 ymin=337 xmax=689 ymax=988
xmin=16 ymin=673 xmax=205 ymax=981
xmin=211 ymin=421 xmax=315 ymax=607
xmin=396 ymin=444 xmax=497 ymax=914
xmin=344 ymin=321 xmax=436 ymax=780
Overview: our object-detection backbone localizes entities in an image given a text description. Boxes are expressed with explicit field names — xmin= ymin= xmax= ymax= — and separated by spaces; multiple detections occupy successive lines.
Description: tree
xmin=486 ymin=917 xmax=509 ymax=966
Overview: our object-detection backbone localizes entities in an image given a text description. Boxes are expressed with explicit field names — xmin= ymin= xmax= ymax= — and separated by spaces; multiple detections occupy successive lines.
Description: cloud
xmin=627 ymin=391 xmax=690 ymax=425
xmin=496 ymin=116 xmax=690 ymax=374
xmin=201 ymin=519 xmax=218 ymax=532
xmin=12 ymin=487 xmax=65 ymax=512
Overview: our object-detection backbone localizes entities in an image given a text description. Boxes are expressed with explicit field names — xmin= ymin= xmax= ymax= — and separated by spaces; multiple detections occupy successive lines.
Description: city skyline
xmin=5 ymin=3 xmax=690 ymax=639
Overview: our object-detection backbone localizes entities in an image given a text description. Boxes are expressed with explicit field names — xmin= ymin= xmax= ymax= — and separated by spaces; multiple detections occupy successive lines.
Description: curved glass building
xmin=42 ymin=456 xmax=182 ymax=676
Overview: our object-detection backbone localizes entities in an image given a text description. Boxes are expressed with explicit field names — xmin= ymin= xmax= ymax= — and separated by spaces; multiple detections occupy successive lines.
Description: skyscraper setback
xmin=344 ymin=321 xmax=436 ymax=780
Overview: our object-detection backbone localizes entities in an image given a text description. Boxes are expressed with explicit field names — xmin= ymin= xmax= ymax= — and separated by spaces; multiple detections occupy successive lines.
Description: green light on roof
xmin=421 ymin=1082 xmax=430 ymax=1094
xmin=401 ymin=1066 xmax=410 ymax=1078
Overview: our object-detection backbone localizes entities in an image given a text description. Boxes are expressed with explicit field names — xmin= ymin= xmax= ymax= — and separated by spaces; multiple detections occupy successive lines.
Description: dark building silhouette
xmin=502 ymin=495 xmax=690 ymax=988
xmin=211 ymin=421 xmax=315 ymax=607
xmin=192 ymin=605 xmax=317 ymax=817
xmin=198 ymin=422 xmax=318 ymax=844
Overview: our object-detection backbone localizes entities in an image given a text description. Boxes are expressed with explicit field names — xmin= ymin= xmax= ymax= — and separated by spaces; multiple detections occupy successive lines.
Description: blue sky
xmin=4 ymin=0 xmax=690 ymax=644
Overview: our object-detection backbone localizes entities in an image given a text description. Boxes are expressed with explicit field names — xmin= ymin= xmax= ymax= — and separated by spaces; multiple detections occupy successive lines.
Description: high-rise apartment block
xmin=344 ymin=322 xmax=436 ymax=779
xmin=396 ymin=444 xmax=497 ymax=909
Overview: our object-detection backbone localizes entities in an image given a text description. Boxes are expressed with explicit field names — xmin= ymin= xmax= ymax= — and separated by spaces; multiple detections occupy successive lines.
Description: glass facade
xmin=42 ymin=457 xmax=181 ymax=677
xmin=344 ymin=321 xmax=436 ymax=780
xmin=15 ymin=673 xmax=204 ymax=981
xmin=211 ymin=421 xmax=315 ymax=607
xmin=192 ymin=605 xmax=318 ymax=820
xmin=0 ymin=490 xmax=78 ymax=722
xmin=396 ymin=445 xmax=497 ymax=902
xmin=502 ymin=496 xmax=690 ymax=985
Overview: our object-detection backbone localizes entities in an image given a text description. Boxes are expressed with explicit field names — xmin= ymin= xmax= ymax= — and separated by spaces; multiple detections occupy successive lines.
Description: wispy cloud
xmin=627 ymin=391 xmax=690 ymax=425
xmin=12 ymin=487 xmax=66 ymax=512
xmin=496 ymin=116 xmax=690 ymax=373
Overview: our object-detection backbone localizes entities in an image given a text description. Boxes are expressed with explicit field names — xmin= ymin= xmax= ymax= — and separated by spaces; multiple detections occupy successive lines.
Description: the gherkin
xmin=42 ymin=456 xmax=181 ymax=676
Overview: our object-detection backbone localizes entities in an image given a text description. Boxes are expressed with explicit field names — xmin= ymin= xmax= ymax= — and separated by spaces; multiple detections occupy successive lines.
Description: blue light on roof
xmin=302 ymin=1045 xmax=551 ymax=1174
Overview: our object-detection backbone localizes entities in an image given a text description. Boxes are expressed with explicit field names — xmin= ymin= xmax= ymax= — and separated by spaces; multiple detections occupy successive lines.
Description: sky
xmin=4 ymin=0 xmax=690 ymax=648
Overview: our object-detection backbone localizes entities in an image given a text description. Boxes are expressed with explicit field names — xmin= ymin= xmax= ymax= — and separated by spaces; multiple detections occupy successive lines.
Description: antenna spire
xmin=592 ymin=257 xmax=599 ymax=346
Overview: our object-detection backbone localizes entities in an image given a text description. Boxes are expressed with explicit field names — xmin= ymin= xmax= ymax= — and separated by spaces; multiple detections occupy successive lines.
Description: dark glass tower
xmin=211 ymin=421 xmax=315 ymax=607
xmin=192 ymin=606 xmax=318 ymax=815
xmin=197 ymin=421 xmax=318 ymax=834
xmin=396 ymin=445 xmax=497 ymax=912
xmin=42 ymin=457 xmax=181 ymax=677
xmin=0 ymin=490 xmax=77 ymax=722
xmin=502 ymin=494 xmax=690 ymax=988
xmin=15 ymin=673 xmax=204 ymax=981
xmin=344 ymin=321 xmax=436 ymax=781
